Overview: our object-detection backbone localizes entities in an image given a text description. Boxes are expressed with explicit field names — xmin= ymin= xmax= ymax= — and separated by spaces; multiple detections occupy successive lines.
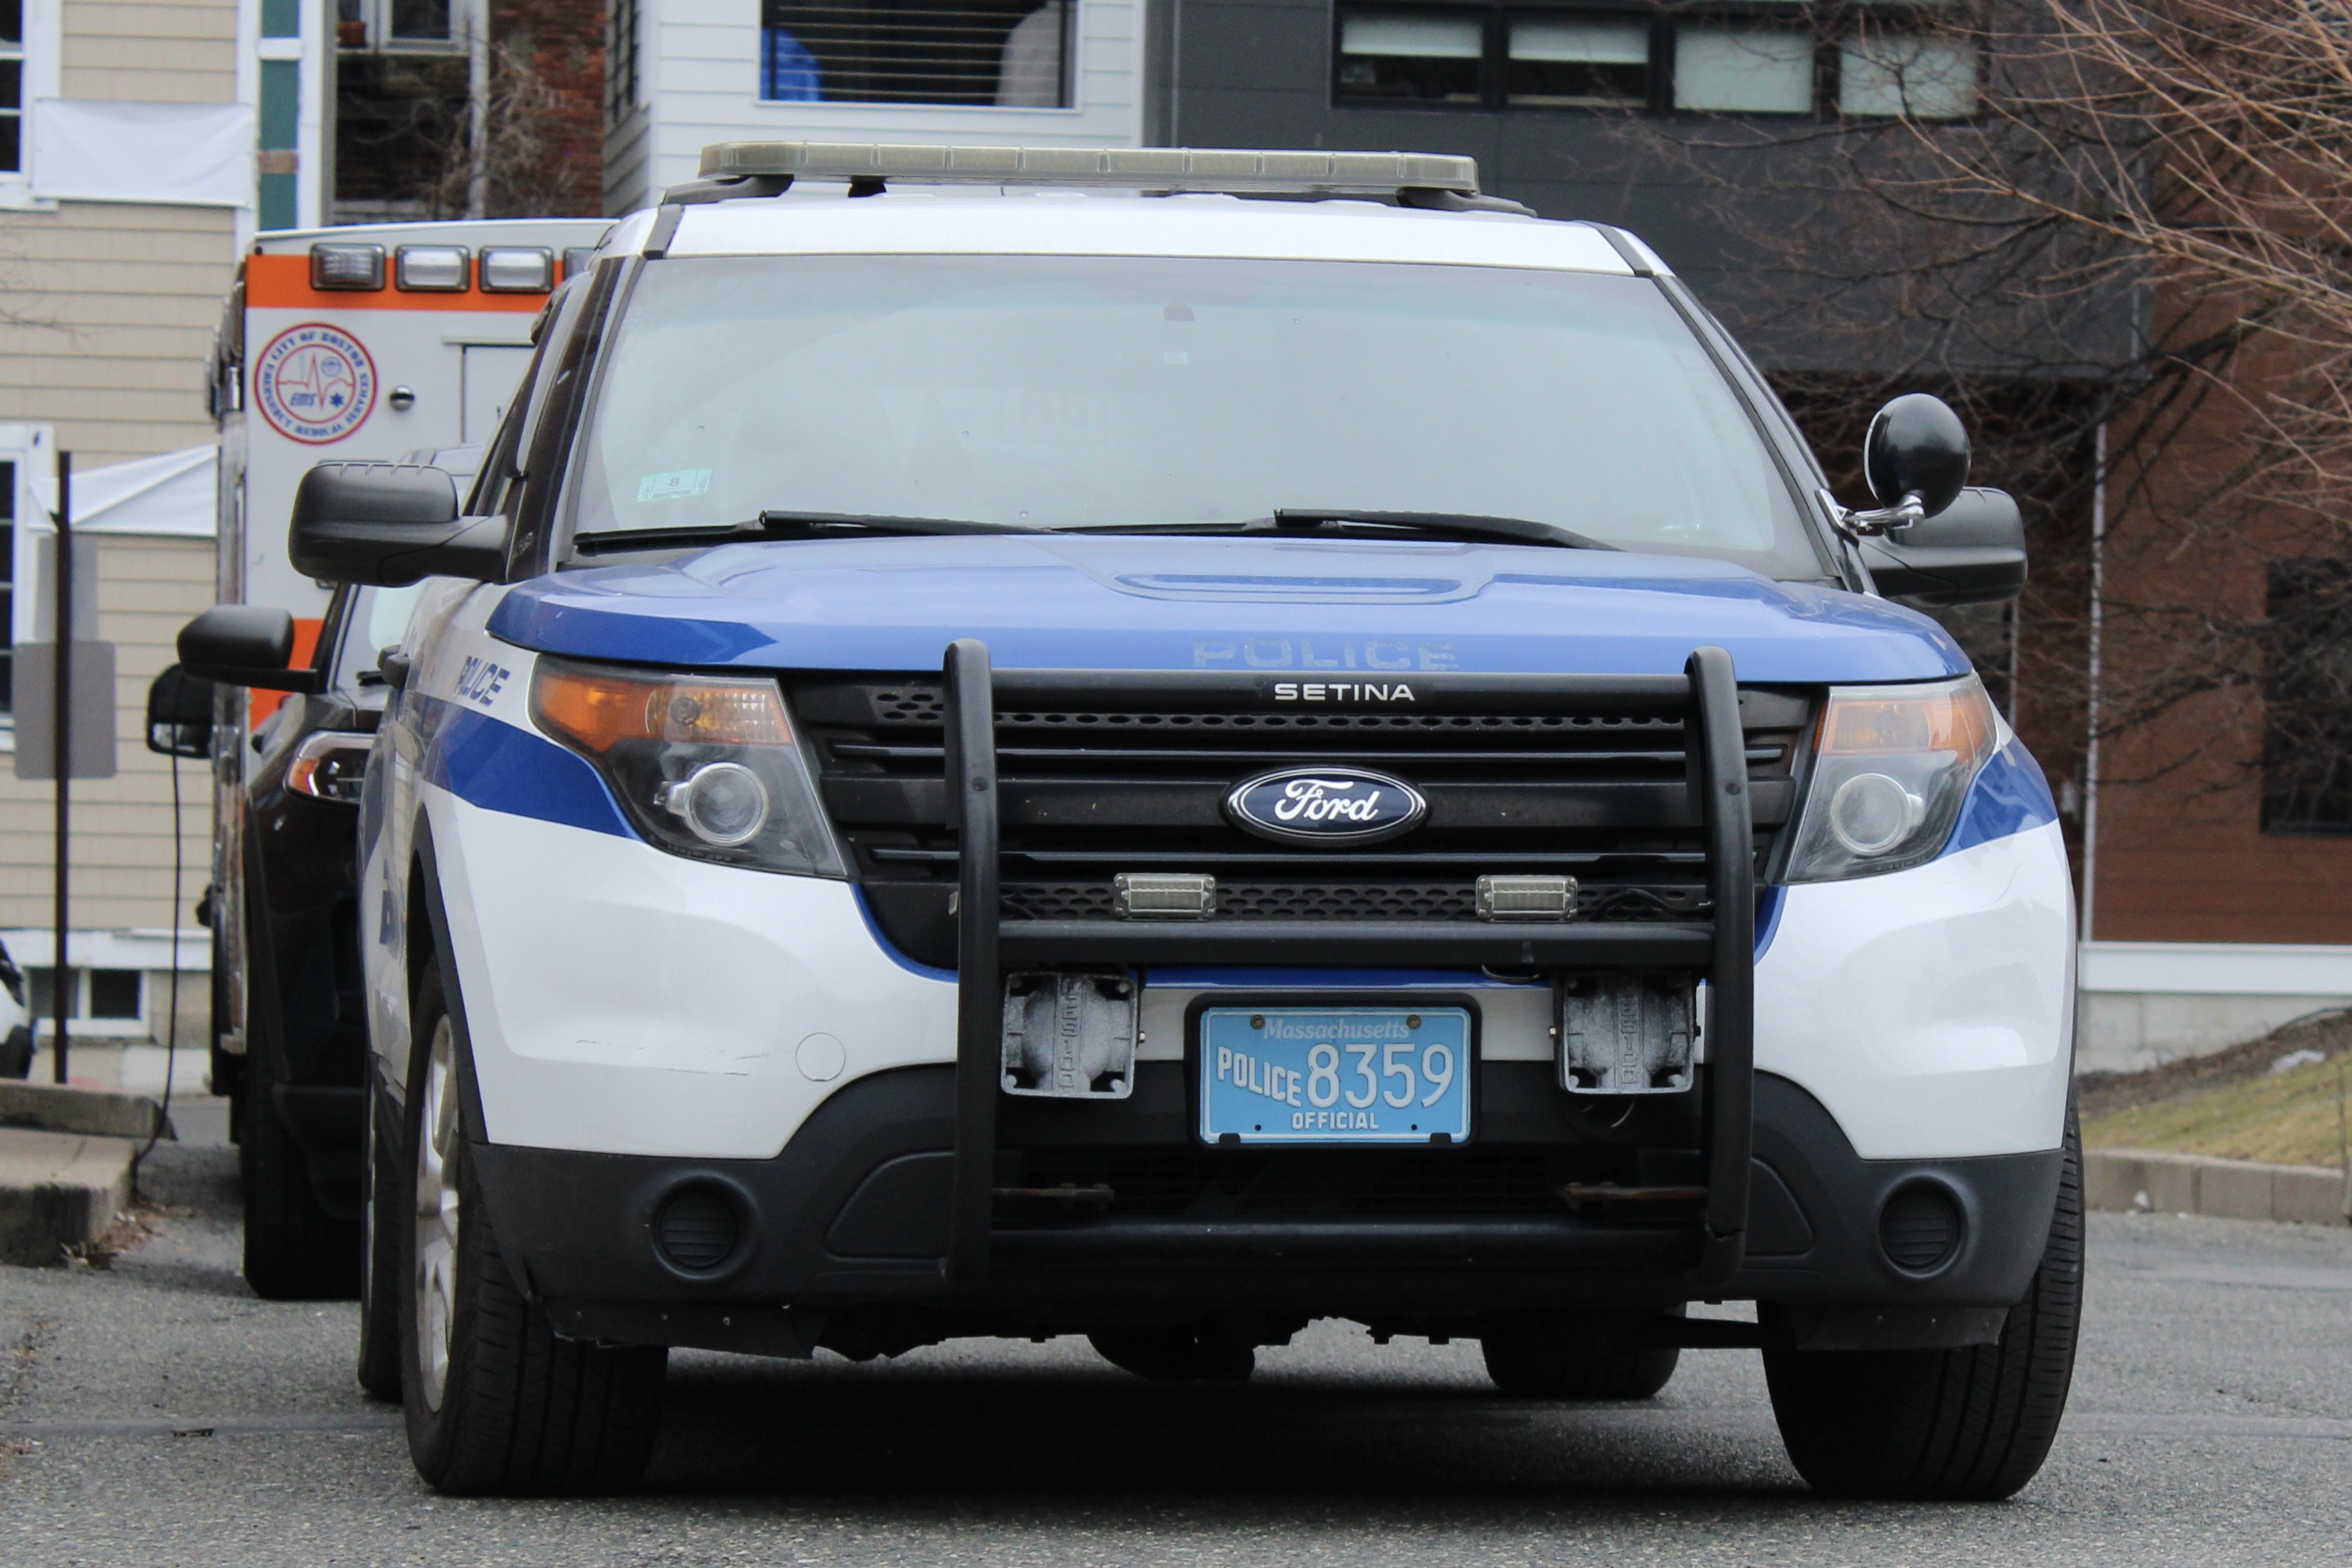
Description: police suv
xmin=179 ymin=144 xmax=2078 ymax=1500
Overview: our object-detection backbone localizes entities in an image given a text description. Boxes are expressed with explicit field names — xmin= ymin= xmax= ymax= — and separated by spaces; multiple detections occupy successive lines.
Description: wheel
xmin=400 ymin=958 xmax=665 ymax=1496
xmin=240 ymin=1034 xmax=361 ymax=1299
xmin=1762 ymin=1113 xmax=2084 ymax=1500
xmin=1481 ymin=1309 xmax=1682 ymax=1399
xmin=355 ymin=1066 xmax=403 ymax=1401
xmin=1089 ymin=1326 xmax=1256 ymax=1385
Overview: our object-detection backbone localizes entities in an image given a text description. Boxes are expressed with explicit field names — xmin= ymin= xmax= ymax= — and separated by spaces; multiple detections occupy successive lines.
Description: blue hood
xmin=488 ymin=536 xmax=1967 ymax=682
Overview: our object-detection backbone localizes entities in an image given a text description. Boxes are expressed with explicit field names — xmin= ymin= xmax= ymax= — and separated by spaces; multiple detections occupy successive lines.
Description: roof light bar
xmin=696 ymin=142 xmax=1482 ymax=197
xmin=310 ymin=242 xmax=386 ymax=291
xmin=480 ymin=246 xmax=556 ymax=293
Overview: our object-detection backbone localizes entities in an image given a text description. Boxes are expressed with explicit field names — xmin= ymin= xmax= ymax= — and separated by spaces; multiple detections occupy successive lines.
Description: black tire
xmin=0 ymin=1023 xmax=31 ymax=1079
xmin=400 ymin=958 xmax=665 ymax=1496
xmin=1481 ymin=1309 xmax=1683 ymax=1399
xmin=355 ymin=1067 xmax=404 ymax=1401
xmin=1089 ymin=1327 xmax=1256 ymax=1385
xmin=1763 ymin=1113 xmax=2084 ymax=1501
xmin=240 ymin=1034 xmax=361 ymax=1299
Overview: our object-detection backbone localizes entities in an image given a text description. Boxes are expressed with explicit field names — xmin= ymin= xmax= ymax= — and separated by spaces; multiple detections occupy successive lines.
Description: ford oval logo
xmin=1225 ymin=767 xmax=1429 ymax=846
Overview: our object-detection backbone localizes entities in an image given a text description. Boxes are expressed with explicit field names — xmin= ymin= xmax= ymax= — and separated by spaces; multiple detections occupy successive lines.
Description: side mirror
xmin=178 ymin=604 xmax=321 ymax=692
xmin=288 ymin=462 xmax=508 ymax=587
xmin=145 ymin=664 xmax=217 ymax=758
xmin=1860 ymin=487 xmax=2029 ymax=605
xmin=1864 ymin=393 xmax=1971 ymax=521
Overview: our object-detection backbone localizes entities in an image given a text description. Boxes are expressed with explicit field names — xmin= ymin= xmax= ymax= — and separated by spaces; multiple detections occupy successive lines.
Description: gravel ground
xmin=1 ymin=1139 xmax=2348 ymax=1567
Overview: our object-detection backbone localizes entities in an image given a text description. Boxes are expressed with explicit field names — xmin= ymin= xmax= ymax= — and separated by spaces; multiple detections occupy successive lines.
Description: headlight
xmin=1783 ymin=674 xmax=1997 ymax=883
xmin=529 ymin=658 xmax=845 ymax=876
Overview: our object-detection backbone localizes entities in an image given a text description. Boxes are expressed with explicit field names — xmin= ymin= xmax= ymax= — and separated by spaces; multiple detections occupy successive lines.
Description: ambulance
xmin=189 ymin=219 xmax=607 ymax=1298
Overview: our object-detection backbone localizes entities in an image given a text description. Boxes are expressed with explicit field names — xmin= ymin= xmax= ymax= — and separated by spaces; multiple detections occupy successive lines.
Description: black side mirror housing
xmin=1864 ymin=393 xmax=1972 ymax=520
xmin=144 ymin=664 xmax=218 ymax=758
xmin=178 ymin=604 xmax=322 ymax=692
xmin=1861 ymin=487 xmax=2029 ymax=605
xmin=288 ymin=462 xmax=508 ymax=587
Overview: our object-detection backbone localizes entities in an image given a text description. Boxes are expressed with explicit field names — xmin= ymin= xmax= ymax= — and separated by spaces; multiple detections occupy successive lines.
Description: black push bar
xmin=940 ymin=647 xmax=1755 ymax=1290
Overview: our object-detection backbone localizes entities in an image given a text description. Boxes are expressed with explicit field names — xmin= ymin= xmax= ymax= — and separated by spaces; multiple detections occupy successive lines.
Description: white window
xmin=1675 ymin=24 xmax=1815 ymax=116
xmin=1839 ymin=31 xmax=1979 ymax=121
xmin=1507 ymin=17 xmax=1650 ymax=108
xmin=1336 ymin=12 xmax=1484 ymax=103
xmin=760 ymin=1 xmax=1074 ymax=108
xmin=340 ymin=0 xmax=461 ymax=49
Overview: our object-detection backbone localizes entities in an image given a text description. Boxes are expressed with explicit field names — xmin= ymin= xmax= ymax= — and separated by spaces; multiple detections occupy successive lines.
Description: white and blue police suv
xmin=181 ymin=144 xmax=2078 ymax=1500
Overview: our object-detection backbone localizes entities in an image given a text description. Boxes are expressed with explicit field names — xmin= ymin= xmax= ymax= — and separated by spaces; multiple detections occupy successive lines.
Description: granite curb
xmin=2087 ymin=1147 xmax=2352 ymax=1225
xmin=0 ymin=1126 xmax=136 ymax=1263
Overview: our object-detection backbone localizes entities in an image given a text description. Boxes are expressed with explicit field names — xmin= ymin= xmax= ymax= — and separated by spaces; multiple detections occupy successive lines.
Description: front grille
xmin=790 ymin=675 xmax=1811 ymax=969
xmin=1000 ymin=880 xmax=1710 ymax=923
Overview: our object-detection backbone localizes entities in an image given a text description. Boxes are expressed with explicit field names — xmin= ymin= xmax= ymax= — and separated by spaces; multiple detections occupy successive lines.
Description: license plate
xmin=1198 ymin=1006 xmax=1472 ymax=1145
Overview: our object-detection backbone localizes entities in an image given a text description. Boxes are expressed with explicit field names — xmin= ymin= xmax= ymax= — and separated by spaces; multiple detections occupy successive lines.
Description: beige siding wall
xmin=0 ymin=201 xmax=237 ymax=468
xmin=62 ymin=0 xmax=239 ymax=105
xmin=0 ymin=534 xmax=214 ymax=930
xmin=0 ymin=2 xmax=243 ymax=944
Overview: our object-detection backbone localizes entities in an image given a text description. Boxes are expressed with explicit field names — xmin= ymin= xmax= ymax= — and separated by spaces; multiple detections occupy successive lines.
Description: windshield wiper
xmin=1065 ymin=510 xmax=1619 ymax=551
xmin=572 ymin=510 xmax=1050 ymax=555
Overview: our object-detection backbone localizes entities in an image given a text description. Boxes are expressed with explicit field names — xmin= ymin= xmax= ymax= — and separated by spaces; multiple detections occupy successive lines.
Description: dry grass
xmin=2081 ymin=1009 xmax=2352 ymax=1169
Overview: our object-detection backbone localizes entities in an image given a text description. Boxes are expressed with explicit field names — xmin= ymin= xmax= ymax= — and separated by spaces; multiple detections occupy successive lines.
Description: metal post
xmin=943 ymin=638 xmax=1000 ymax=1284
xmin=1688 ymin=645 xmax=1754 ymax=1286
xmin=51 ymin=451 xmax=71 ymax=1084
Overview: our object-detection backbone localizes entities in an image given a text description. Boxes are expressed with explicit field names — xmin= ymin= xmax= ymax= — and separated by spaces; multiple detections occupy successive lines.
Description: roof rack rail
xmin=692 ymin=142 xmax=1483 ymax=198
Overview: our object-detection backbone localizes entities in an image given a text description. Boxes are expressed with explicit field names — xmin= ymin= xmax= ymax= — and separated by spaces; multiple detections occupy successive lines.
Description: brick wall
xmin=490 ymin=0 xmax=608 ymax=217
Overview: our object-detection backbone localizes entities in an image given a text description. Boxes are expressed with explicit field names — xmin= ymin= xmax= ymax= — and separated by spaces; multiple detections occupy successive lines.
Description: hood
xmin=486 ymin=535 xmax=1968 ymax=683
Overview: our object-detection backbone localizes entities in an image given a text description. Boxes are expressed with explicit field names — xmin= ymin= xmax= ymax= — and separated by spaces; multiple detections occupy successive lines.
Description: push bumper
xmin=468 ymin=1064 xmax=2062 ymax=1354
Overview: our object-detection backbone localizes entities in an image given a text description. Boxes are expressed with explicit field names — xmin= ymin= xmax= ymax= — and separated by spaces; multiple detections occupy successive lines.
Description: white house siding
xmin=0 ymin=531 xmax=214 ymax=932
xmin=62 ymin=0 xmax=239 ymax=104
xmin=0 ymin=201 xmax=237 ymax=466
xmin=605 ymin=101 xmax=654 ymax=215
xmin=614 ymin=0 xmax=1144 ymax=213
xmin=0 ymin=0 xmax=243 ymax=999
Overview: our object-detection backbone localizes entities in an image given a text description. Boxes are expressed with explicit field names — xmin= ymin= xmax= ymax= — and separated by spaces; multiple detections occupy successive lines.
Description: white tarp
xmin=23 ymin=445 xmax=217 ymax=538
xmin=29 ymin=99 xmax=256 ymax=208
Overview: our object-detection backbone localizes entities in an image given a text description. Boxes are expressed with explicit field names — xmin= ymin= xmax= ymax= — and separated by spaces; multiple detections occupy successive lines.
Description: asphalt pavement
xmin=2 ymin=1136 xmax=2348 ymax=1567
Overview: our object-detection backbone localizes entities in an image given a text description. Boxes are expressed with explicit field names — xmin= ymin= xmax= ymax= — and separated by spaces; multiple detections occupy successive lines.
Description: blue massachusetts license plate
xmin=1198 ymin=1006 xmax=1473 ymax=1145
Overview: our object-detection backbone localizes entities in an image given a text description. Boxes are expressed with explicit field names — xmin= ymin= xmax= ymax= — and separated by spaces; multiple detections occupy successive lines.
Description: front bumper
xmin=467 ymin=1065 xmax=2060 ymax=1349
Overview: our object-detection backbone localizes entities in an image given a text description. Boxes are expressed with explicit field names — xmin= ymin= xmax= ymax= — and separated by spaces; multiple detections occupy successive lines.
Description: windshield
xmin=570 ymin=255 xmax=1825 ymax=579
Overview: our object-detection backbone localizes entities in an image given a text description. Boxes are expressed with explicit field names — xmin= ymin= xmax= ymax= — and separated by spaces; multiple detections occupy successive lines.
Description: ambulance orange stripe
xmin=245 ymin=253 xmax=551 ymax=313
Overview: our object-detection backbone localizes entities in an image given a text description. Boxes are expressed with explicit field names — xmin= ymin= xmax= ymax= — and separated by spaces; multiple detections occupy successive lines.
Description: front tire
xmin=1481 ymin=1309 xmax=1682 ymax=1399
xmin=399 ymin=958 xmax=665 ymax=1495
xmin=1089 ymin=1327 xmax=1256 ymax=1385
xmin=1762 ymin=1114 xmax=2084 ymax=1500
xmin=355 ymin=1066 xmax=403 ymax=1400
xmin=240 ymin=1035 xmax=361 ymax=1299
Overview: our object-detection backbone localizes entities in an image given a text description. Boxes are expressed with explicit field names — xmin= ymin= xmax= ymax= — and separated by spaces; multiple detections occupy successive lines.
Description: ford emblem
xmin=1224 ymin=767 xmax=1429 ymax=846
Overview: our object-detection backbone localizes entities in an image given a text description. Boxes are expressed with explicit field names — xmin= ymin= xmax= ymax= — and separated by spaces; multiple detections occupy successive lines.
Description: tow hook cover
xmin=1002 ymin=971 xmax=1139 ymax=1098
xmin=1559 ymin=972 xmax=1697 ymax=1094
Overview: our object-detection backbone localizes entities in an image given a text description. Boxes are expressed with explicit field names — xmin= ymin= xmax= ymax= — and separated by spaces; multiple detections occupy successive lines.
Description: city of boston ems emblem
xmin=255 ymin=323 xmax=377 ymax=443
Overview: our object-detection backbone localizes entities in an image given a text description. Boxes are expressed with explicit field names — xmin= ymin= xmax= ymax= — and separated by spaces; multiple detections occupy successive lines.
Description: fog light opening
xmin=651 ymin=1184 xmax=744 ymax=1275
xmin=1878 ymin=1182 xmax=1965 ymax=1274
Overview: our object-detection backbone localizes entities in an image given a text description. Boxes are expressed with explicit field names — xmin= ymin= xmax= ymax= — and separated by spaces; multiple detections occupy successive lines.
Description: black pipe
xmin=1687 ymin=645 xmax=1755 ymax=1288
xmin=942 ymin=639 xmax=999 ymax=1285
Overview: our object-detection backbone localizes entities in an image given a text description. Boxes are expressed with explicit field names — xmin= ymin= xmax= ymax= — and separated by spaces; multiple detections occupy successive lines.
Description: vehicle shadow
xmin=645 ymin=1349 xmax=1805 ymax=1512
